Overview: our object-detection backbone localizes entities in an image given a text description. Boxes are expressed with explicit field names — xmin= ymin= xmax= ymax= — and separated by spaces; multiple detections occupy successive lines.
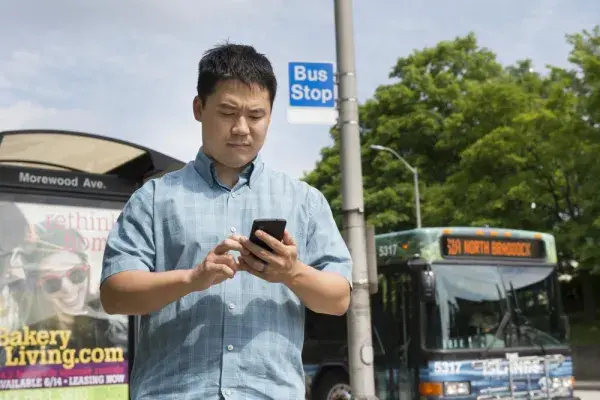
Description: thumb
xmin=282 ymin=230 xmax=296 ymax=246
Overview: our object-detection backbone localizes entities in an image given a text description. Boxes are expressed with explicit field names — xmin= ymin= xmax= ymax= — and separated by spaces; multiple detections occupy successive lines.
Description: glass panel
xmin=372 ymin=271 xmax=414 ymax=400
xmin=425 ymin=264 xmax=567 ymax=351
xmin=0 ymin=195 xmax=129 ymax=398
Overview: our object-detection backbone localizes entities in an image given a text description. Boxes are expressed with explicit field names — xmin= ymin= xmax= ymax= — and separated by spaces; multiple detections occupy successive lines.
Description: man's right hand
xmin=100 ymin=235 xmax=247 ymax=315
xmin=186 ymin=236 xmax=246 ymax=292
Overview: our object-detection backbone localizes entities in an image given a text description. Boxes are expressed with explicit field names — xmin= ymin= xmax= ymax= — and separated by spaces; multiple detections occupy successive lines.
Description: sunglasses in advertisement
xmin=37 ymin=264 xmax=90 ymax=294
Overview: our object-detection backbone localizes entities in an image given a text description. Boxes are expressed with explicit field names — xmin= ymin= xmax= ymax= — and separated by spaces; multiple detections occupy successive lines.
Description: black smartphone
xmin=249 ymin=218 xmax=287 ymax=251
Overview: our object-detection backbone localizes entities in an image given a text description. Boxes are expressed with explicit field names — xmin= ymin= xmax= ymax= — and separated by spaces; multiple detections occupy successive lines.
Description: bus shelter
xmin=0 ymin=129 xmax=185 ymax=399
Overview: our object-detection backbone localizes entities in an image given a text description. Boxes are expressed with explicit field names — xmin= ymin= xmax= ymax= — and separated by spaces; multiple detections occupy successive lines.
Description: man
xmin=100 ymin=43 xmax=353 ymax=400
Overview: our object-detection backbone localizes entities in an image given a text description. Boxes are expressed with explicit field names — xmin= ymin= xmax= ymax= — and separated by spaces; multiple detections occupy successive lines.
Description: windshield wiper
xmin=508 ymin=282 xmax=523 ymax=345
xmin=509 ymin=281 xmax=546 ymax=354
xmin=521 ymin=321 xmax=547 ymax=354
xmin=483 ymin=309 xmax=512 ymax=354
xmin=483 ymin=283 xmax=512 ymax=354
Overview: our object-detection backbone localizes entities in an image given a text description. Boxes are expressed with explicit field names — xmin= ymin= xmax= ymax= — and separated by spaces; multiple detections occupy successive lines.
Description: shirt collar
xmin=193 ymin=147 xmax=264 ymax=189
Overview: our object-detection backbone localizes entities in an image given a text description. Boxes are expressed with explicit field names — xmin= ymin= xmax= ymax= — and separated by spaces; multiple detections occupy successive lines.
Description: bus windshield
xmin=425 ymin=264 xmax=568 ymax=351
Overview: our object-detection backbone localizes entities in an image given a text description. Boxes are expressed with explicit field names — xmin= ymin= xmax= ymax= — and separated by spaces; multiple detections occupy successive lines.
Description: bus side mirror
xmin=409 ymin=258 xmax=435 ymax=303
xmin=420 ymin=270 xmax=436 ymax=303
xmin=342 ymin=224 xmax=379 ymax=295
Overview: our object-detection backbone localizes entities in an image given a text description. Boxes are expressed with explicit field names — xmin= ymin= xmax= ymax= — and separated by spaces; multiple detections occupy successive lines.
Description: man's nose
xmin=232 ymin=116 xmax=250 ymax=135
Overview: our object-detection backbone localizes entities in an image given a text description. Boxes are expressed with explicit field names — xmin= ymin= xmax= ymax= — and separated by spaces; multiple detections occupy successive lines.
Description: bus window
xmin=304 ymin=310 xmax=347 ymax=364
xmin=371 ymin=270 xmax=415 ymax=400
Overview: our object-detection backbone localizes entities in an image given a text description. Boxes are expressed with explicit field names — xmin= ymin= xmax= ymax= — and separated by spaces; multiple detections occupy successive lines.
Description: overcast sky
xmin=1 ymin=0 xmax=598 ymax=179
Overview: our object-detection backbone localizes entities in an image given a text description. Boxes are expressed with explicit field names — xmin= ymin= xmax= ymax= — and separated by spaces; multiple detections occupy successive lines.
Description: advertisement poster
xmin=0 ymin=200 xmax=129 ymax=399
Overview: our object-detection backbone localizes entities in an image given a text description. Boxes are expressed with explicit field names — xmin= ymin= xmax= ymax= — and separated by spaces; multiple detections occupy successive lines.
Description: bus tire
xmin=312 ymin=369 xmax=351 ymax=400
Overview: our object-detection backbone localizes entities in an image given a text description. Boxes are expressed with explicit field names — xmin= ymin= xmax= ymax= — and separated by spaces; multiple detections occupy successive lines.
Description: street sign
xmin=287 ymin=61 xmax=338 ymax=125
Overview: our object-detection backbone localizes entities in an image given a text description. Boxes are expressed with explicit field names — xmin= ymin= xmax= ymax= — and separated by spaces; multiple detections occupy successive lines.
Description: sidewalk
xmin=576 ymin=381 xmax=600 ymax=391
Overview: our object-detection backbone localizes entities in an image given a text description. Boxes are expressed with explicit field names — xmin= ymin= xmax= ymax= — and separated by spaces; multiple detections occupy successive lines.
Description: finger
xmin=228 ymin=234 xmax=248 ymax=248
xmin=254 ymin=230 xmax=286 ymax=253
xmin=210 ymin=254 xmax=239 ymax=271
xmin=213 ymin=238 xmax=245 ymax=255
xmin=282 ymin=230 xmax=296 ymax=246
xmin=237 ymin=256 xmax=250 ymax=271
xmin=241 ymin=254 xmax=267 ymax=273
xmin=241 ymin=238 xmax=279 ymax=263
xmin=238 ymin=257 xmax=264 ymax=278
xmin=206 ymin=254 xmax=239 ymax=272
xmin=238 ymin=239 xmax=251 ymax=256
xmin=226 ymin=235 xmax=250 ymax=256
xmin=237 ymin=256 xmax=254 ymax=271
xmin=242 ymin=255 xmax=267 ymax=272
xmin=206 ymin=263 xmax=235 ymax=279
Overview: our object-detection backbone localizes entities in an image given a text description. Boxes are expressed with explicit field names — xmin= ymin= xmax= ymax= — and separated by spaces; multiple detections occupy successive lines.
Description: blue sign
xmin=288 ymin=62 xmax=335 ymax=108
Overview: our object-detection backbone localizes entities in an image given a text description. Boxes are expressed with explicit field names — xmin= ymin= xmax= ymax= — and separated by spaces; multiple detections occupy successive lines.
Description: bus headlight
xmin=554 ymin=376 xmax=573 ymax=389
xmin=444 ymin=381 xmax=471 ymax=396
xmin=540 ymin=376 xmax=574 ymax=390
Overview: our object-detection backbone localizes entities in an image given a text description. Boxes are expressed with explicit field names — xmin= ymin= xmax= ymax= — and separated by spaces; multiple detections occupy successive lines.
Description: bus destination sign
xmin=441 ymin=235 xmax=546 ymax=260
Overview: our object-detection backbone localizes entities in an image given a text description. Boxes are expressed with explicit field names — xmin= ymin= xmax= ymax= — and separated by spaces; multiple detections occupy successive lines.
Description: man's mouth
xmin=227 ymin=143 xmax=250 ymax=148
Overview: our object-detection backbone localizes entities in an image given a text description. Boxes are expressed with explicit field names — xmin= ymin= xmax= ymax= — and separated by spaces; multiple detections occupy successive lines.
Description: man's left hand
xmin=238 ymin=230 xmax=301 ymax=284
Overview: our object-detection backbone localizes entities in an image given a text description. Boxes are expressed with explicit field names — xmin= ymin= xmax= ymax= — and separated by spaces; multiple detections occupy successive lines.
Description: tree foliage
xmin=303 ymin=26 xmax=600 ymax=276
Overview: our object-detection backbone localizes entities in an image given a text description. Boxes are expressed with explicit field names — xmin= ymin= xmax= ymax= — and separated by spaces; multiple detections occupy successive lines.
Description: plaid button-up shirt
xmin=101 ymin=149 xmax=352 ymax=400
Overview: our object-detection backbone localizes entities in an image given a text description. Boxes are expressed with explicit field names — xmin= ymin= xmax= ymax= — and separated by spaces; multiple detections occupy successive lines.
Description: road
xmin=576 ymin=390 xmax=600 ymax=400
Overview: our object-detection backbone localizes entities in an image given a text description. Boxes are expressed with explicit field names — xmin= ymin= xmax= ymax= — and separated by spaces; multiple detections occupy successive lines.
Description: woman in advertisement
xmin=19 ymin=218 xmax=128 ymax=353
xmin=0 ymin=201 xmax=129 ymax=397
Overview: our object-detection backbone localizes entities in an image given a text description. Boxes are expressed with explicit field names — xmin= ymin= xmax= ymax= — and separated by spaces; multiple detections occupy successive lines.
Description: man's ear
xmin=193 ymin=96 xmax=203 ymax=122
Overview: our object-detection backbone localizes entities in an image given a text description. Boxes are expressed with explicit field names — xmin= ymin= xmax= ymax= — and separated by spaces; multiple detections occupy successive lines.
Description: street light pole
xmin=370 ymin=144 xmax=422 ymax=228
xmin=334 ymin=1 xmax=379 ymax=399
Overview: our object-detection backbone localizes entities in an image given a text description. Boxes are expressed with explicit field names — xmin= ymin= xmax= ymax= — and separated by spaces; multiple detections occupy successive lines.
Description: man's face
xmin=193 ymin=79 xmax=272 ymax=169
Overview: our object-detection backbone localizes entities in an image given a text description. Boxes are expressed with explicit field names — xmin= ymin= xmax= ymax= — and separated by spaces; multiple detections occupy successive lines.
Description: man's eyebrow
xmin=217 ymin=102 xmax=238 ymax=109
xmin=218 ymin=103 xmax=266 ymax=113
xmin=248 ymin=107 xmax=266 ymax=113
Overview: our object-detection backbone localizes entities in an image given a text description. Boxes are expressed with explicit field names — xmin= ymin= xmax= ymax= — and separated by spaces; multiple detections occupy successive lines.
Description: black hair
xmin=197 ymin=42 xmax=277 ymax=107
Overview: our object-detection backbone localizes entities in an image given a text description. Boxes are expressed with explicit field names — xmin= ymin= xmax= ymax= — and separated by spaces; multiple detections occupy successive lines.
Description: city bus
xmin=303 ymin=227 xmax=577 ymax=400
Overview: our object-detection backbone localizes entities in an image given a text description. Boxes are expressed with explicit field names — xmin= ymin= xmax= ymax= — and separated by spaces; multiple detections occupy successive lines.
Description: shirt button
xmin=230 ymin=227 xmax=236 ymax=234
xmin=228 ymin=302 xmax=235 ymax=310
xmin=227 ymin=344 xmax=234 ymax=351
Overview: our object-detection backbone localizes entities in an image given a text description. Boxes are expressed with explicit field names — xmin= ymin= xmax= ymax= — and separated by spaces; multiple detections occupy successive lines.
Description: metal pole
xmin=334 ymin=1 xmax=378 ymax=399
xmin=370 ymin=145 xmax=422 ymax=229
xmin=413 ymin=169 xmax=422 ymax=228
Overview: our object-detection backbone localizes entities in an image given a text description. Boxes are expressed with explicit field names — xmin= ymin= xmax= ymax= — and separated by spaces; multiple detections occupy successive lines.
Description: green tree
xmin=438 ymin=28 xmax=600 ymax=321
xmin=304 ymin=27 xmax=600 ymax=321
xmin=557 ymin=26 xmax=600 ymax=321
xmin=304 ymin=32 xmax=506 ymax=232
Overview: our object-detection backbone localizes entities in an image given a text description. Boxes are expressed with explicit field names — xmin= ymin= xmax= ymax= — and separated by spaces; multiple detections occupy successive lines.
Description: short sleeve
xmin=100 ymin=181 xmax=156 ymax=286
xmin=303 ymin=188 xmax=353 ymax=288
